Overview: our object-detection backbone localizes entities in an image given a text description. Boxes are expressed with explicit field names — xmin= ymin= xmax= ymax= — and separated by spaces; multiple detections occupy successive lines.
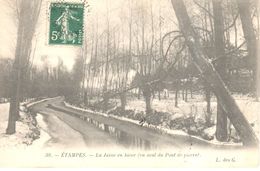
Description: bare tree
xmin=236 ymin=0 xmax=258 ymax=97
xmin=6 ymin=0 xmax=42 ymax=134
xmin=102 ymin=0 xmax=111 ymax=111
xmin=212 ymin=0 xmax=228 ymax=141
xmin=170 ymin=0 xmax=258 ymax=146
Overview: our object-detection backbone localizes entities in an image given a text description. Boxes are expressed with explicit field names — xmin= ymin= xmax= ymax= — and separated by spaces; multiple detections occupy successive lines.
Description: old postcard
xmin=0 ymin=0 xmax=259 ymax=168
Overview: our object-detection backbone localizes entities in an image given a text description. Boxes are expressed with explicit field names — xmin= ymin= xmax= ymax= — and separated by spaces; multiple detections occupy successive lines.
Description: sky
xmin=0 ymin=0 xmax=146 ymax=70
xmin=0 ymin=0 xmax=178 ymax=70
xmin=0 ymin=0 xmax=252 ymax=72
xmin=0 ymin=0 xmax=115 ymax=70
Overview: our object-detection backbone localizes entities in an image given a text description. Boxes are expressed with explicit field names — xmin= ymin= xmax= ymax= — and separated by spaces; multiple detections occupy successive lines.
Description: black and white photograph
xmin=0 ymin=0 xmax=259 ymax=168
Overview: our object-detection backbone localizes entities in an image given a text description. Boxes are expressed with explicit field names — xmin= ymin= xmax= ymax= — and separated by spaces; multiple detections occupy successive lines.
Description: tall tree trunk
xmin=119 ymin=0 xmax=133 ymax=111
xmin=257 ymin=39 xmax=260 ymax=100
xmin=137 ymin=88 xmax=141 ymax=99
xmin=171 ymin=0 xmax=258 ymax=146
xmin=143 ymin=89 xmax=152 ymax=115
xmin=6 ymin=62 xmax=20 ymax=134
xmin=212 ymin=0 xmax=228 ymax=142
xmin=185 ymin=88 xmax=188 ymax=102
xmin=182 ymin=88 xmax=185 ymax=100
xmin=205 ymin=86 xmax=211 ymax=126
xmin=82 ymin=33 xmax=88 ymax=105
xmin=175 ymin=83 xmax=179 ymax=107
xmin=120 ymin=93 xmax=126 ymax=110
xmin=236 ymin=0 xmax=257 ymax=96
xmin=6 ymin=1 xmax=25 ymax=134
xmin=103 ymin=6 xmax=110 ymax=112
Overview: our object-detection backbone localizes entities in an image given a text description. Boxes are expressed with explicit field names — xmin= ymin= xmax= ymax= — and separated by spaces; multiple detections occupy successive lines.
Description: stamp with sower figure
xmin=49 ymin=2 xmax=84 ymax=45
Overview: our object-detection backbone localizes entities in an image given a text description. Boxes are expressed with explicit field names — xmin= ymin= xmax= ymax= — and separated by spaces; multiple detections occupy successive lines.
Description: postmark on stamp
xmin=49 ymin=2 xmax=84 ymax=45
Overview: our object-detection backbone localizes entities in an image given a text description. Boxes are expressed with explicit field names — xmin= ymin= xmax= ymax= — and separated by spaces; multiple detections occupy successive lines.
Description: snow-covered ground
xmin=0 ymin=98 xmax=87 ymax=152
xmin=1 ymin=93 xmax=259 ymax=150
xmin=0 ymin=101 xmax=88 ymax=167
xmin=107 ymin=92 xmax=260 ymax=141
xmin=125 ymin=94 xmax=259 ymax=122
xmin=139 ymin=94 xmax=257 ymax=134
xmin=64 ymin=93 xmax=259 ymax=146
xmin=0 ymin=103 xmax=30 ymax=149
xmin=0 ymin=101 xmax=50 ymax=150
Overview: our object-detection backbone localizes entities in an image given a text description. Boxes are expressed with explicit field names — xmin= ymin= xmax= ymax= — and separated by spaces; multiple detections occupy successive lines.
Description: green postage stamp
xmin=49 ymin=2 xmax=84 ymax=45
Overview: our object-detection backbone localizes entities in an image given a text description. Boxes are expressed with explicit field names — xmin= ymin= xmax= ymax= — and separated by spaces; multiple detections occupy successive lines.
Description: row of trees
xmin=73 ymin=0 xmax=259 ymax=146
xmin=2 ymin=0 xmax=259 ymax=146
xmin=63 ymin=0 xmax=259 ymax=146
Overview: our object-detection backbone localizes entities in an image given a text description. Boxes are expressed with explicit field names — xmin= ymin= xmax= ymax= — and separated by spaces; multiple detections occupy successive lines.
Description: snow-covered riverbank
xmin=0 ymin=100 xmax=50 ymax=150
xmin=66 ymin=92 xmax=259 ymax=144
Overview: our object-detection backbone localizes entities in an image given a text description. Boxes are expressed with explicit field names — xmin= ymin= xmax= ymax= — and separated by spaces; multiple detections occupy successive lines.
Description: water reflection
xmin=83 ymin=115 xmax=156 ymax=150
xmin=46 ymin=104 xmax=157 ymax=150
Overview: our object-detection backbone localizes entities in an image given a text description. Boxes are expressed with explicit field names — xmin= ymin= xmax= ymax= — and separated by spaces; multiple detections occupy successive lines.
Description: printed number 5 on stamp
xmin=49 ymin=3 xmax=84 ymax=45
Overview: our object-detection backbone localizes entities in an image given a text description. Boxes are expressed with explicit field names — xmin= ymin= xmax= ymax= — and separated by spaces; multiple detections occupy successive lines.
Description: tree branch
xmin=161 ymin=30 xmax=182 ymax=58
xmin=162 ymin=35 xmax=184 ymax=65
xmin=224 ymin=13 xmax=239 ymax=32
xmin=193 ymin=0 xmax=214 ymax=18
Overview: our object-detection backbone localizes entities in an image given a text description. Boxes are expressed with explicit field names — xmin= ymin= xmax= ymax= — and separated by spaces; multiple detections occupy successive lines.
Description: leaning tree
xmin=170 ymin=0 xmax=258 ymax=146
